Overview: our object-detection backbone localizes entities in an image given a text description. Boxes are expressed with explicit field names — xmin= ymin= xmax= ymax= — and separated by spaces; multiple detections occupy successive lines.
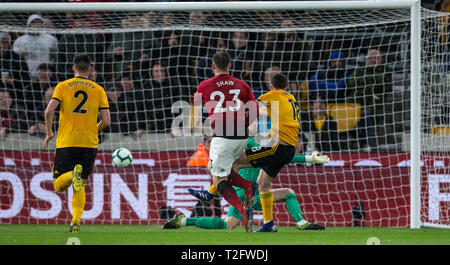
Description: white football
xmin=112 ymin=148 xmax=133 ymax=168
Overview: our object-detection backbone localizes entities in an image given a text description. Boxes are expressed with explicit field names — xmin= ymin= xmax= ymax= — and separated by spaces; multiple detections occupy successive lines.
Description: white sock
xmin=180 ymin=217 xmax=186 ymax=226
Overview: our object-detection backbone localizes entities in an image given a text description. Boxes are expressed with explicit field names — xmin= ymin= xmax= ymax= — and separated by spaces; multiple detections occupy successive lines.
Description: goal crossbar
xmin=0 ymin=1 xmax=419 ymax=12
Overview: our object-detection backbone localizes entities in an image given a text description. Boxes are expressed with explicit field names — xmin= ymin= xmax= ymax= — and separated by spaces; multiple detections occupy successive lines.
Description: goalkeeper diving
xmin=163 ymin=137 xmax=329 ymax=231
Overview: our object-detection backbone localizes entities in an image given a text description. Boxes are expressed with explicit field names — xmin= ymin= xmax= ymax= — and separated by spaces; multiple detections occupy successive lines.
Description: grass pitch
xmin=1 ymin=224 xmax=449 ymax=245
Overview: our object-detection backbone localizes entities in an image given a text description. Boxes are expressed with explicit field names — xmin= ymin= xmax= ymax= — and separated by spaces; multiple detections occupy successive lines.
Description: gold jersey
xmin=52 ymin=77 xmax=109 ymax=149
xmin=258 ymin=89 xmax=300 ymax=146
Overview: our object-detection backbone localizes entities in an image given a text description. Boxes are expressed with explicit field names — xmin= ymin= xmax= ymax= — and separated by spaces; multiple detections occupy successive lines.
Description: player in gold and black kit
xmin=242 ymin=73 xmax=300 ymax=232
xmin=43 ymin=54 xmax=110 ymax=233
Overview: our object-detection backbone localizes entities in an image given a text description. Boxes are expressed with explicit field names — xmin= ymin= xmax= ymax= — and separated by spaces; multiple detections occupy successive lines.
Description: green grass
xmin=1 ymin=224 xmax=450 ymax=245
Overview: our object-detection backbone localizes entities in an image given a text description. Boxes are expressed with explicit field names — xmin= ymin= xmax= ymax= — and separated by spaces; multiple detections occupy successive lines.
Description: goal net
xmin=0 ymin=2 xmax=448 ymax=228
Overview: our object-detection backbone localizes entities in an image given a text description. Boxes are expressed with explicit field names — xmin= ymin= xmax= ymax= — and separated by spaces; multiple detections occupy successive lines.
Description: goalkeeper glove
xmin=306 ymin=151 xmax=330 ymax=164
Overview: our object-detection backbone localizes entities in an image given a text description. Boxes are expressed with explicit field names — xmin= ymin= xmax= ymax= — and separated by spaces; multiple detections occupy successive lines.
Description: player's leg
xmin=209 ymin=137 xmax=249 ymax=229
xmin=213 ymin=175 xmax=247 ymax=223
xmin=188 ymin=169 xmax=255 ymax=205
xmin=189 ymin=143 xmax=255 ymax=204
xmin=223 ymin=187 xmax=255 ymax=231
xmin=53 ymin=148 xmax=75 ymax=192
xmin=53 ymin=171 xmax=73 ymax=192
xmin=271 ymin=188 xmax=323 ymax=230
xmin=188 ymin=162 xmax=221 ymax=204
xmin=242 ymin=144 xmax=278 ymax=232
xmin=252 ymin=144 xmax=296 ymax=232
xmin=225 ymin=216 xmax=242 ymax=230
xmin=271 ymin=188 xmax=304 ymax=222
xmin=70 ymin=148 xmax=97 ymax=232
xmin=214 ymin=144 xmax=254 ymax=194
xmin=232 ymin=151 xmax=253 ymax=171
xmin=255 ymin=169 xmax=277 ymax=232
xmin=163 ymin=213 xmax=227 ymax=229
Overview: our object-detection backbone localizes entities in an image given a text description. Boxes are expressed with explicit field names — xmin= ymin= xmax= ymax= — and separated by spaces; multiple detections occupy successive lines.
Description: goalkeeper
xmin=163 ymin=137 xmax=328 ymax=231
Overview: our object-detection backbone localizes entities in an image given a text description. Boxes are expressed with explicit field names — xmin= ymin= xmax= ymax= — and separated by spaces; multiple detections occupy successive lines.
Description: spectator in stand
xmin=288 ymin=81 xmax=309 ymax=111
xmin=144 ymin=62 xmax=181 ymax=133
xmin=42 ymin=16 xmax=55 ymax=30
xmin=150 ymin=30 xmax=193 ymax=99
xmin=106 ymin=72 xmax=147 ymax=138
xmin=12 ymin=14 xmax=58 ymax=80
xmin=142 ymin=11 xmax=157 ymax=28
xmin=251 ymin=65 xmax=281 ymax=97
xmin=197 ymin=31 xmax=260 ymax=84
xmin=162 ymin=12 xmax=175 ymax=27
xmin=107 ymin=13 xmax=160 ymax=77
xmin=0 ymin=89 xmax=28 ymax=139
xmin=308 ymin=51 xmax=351 ymax=102
xmin=300 ymin=94 xmax=340 ymax=152
xmin=87 ymin=64 xmax=106 ymax=89
xmin=57 ymin=13 xmax=106 ymax=81
xmin=0 ymin=88 xmax=13 ymax=140
xmin=28 ymin=86 xmax=57 ymax=136
xmin=178 ymin=11 xmax=219 ymax=88
xmin=187 ymin=136 xmax=212 ymax=167
xmin=346 ymin=49 xmax=393 ymax=149
xmin=0 ymin=31 xmax=30 ymax=107
xmin=262 ymin=19 xmax=312 ymax=83
xmin=23 ymin=63 xmax=57 ymax=121
xmin=228 ymin=31 xmax=261 ymax=79
xmin=241 ymin=59 xmax=262 ymax=97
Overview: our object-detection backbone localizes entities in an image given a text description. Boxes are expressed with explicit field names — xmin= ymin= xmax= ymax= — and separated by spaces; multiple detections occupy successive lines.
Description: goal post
xmin=410 ymin=0 xmax=421 ymax=229
xmin=1 ymin=0 xmax=447 ymax=229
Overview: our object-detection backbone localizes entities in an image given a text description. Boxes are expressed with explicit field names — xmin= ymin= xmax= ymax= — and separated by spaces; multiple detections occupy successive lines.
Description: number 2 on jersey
xmin=73 ymin=90 xmax=88 ymax=114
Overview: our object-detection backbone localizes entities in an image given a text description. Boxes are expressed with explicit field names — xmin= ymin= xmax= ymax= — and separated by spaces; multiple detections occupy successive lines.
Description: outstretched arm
xmin=291 ymin=151 xmax=330 ymax=164
xmin=245 ymin=136 xmax=330 ymax=164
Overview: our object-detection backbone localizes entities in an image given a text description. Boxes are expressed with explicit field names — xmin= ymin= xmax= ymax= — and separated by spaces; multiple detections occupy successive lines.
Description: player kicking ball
xmin=42 ymin=54 xmax=110 ymax=233
xmin=164 ymin=137 xmax=328 ymax=231
xmin=187 ymin=73 xmax=305 ymax=232
xmin=192 ymin=50 xmax=260 ymax=232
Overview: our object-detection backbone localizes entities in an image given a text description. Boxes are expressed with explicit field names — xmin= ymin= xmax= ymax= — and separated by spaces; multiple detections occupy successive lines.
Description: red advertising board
xmin=1 ymin=151 xmax=449 ymax=227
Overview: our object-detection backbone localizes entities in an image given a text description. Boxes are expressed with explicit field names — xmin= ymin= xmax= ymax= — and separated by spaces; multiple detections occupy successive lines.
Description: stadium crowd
xmin=0 ymin=9 xmax=396 ymax=153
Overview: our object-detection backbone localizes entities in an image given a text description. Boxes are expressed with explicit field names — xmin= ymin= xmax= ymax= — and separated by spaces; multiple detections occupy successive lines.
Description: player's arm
xmin=42 ymin=98 xmax=60 ymax=149
xmin=98 ymin=87 xmax=111 ymax=132
xmin=97 ymin=108 xmax=111 ymax=132
xmin=290 ymin=151 xmax=330 ymax=164
xmin=257 ymin=100 xmax=268 ymax=117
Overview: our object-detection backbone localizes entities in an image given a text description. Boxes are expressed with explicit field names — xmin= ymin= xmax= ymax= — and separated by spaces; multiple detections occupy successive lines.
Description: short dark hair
xmin=212 ymin=50 xmax=231 ymax=71
xmin=270 ymin=73 xmax=288 ymax=90
xmin=73 ymin=54 xmax=91 ymax=73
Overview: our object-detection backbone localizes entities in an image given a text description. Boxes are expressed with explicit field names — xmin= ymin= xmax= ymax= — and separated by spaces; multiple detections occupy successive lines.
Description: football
xmin=112 ymin=148 xmax=133 ymax=168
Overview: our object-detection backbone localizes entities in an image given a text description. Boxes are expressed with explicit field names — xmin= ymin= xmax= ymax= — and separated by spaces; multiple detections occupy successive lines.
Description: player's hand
xmin=310 ymin=151 xmax=330 ymax=164
xmin=42 ymin=132 xmax=54 ymax=149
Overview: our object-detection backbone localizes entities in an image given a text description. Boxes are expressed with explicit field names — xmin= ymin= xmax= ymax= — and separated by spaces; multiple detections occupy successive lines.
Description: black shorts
xmin=53 ymin=147 xmax=98 ymax=180
xmin=245 ymin=143 xmax=295 ymax=178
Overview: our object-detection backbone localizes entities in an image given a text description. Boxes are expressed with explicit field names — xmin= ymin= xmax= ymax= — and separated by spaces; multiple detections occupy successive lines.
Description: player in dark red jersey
xmin=193 ymin=50 xmax=258 ymax=232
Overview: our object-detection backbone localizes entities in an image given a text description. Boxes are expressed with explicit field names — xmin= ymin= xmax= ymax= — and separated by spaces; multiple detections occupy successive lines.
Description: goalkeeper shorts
xmin=245 ymin=143 xmax=295 ymax=178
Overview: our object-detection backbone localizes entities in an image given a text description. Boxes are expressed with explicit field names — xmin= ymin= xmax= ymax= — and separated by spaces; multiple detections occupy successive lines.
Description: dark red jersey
xmin=195 ymin=73 xmax=257 ymax=139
